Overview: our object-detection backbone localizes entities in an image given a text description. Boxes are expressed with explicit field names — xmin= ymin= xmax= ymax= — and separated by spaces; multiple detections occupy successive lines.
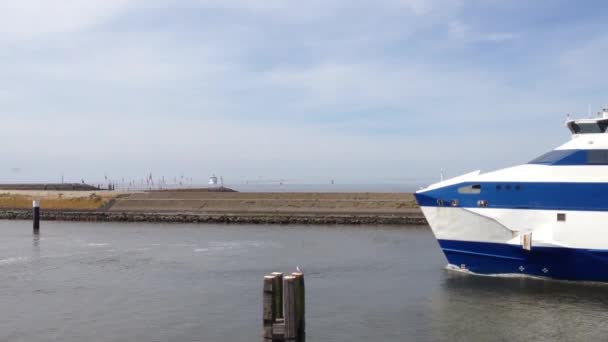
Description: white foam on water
xmin=446 ymin=264 xmax=533 ymax=278
xmin=0 ymin=257 xmax=28 ymax=265
xmin=209 ymin=240 xmax=266 ymax=250
xmin=445 ymin=264 xmax=608 ymax=285
xmin=194 ymin=240 xmax=273 ymax=254
xmin=87 ymin=243 xmax=110 ymax=247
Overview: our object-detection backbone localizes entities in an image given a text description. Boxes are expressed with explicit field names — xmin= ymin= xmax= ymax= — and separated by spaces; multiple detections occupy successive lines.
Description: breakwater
xmin=0 ymin=209 xmax=426 ymax=225
xmin=0 ymin=183 xmax=101 ymax=191
xmin=0 ymin=190 xmax=425 ymax=225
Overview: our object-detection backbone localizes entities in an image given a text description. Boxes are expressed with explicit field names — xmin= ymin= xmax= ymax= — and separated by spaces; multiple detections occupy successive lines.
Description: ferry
xmin=415 ymin=108 xmax=608 ymax=282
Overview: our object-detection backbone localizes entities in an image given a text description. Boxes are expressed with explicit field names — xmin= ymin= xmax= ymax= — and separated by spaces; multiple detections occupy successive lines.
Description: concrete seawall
xmin=0 ymin=190 xmax=426 ymax=225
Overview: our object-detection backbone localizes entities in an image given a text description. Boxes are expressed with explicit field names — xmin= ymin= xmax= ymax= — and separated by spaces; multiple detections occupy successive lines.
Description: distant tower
xmin=209 ymin=174 xmax=218 ymax=186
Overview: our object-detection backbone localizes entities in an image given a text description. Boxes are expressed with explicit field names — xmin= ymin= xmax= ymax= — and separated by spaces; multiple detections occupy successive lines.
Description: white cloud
xmin=185 ymin=0 xmax=451 ymax=16
xmin=262 ymin=61 xmax=524 ymax=121
xmin=12 ymin=35 xmax=231 ymax=85
xmin=393 ymin=0 xmax=446 ymax=15
xmin=448 ymin=20 xmax=518 ymax=43
xmin=481 ymin=32 xmax=518 ymax=42
xmin=559 ymin=34 xmax=608 ymax=88
xmin=0 ymin=0 xmax=137 ymax=39
xmin=448 ymin=20 xmax=468 ymax=39
xmin=186 ymin=0 xmax=291 ymax=12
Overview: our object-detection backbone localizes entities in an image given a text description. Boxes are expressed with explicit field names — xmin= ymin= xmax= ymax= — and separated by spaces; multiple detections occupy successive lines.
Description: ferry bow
xmin=415 ymin=108 xmax=608 ymax=282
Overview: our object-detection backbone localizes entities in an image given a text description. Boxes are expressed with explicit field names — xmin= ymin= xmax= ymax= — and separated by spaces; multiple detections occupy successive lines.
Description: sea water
xmin=0 ymin=221 xmax=606 ymax=341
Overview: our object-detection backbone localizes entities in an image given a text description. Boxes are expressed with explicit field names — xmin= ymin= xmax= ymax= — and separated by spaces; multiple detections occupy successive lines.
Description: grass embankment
xmin=110 ymin=192 xmax=420 ymax=214
xmin=0 ymin=192 xmax=116 ymax=210
xmin=0 ymin=191 xmax=425 ymax=225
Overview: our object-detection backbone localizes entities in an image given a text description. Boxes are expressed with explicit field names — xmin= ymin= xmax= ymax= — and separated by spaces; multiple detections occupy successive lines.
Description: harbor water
xmin=0 ymin=221 xmax=607 ymax=341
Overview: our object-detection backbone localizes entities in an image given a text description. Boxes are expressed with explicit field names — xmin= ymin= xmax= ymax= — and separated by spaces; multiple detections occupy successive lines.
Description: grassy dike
xmin=0 ymin=190 xmax=426 ymax=225
xmin=0 ymin=191 xmax=117 ymax=210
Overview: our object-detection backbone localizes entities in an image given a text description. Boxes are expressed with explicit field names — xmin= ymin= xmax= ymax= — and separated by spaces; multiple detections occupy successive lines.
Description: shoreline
xmin=0 ymin=190 xmax=426 ymax=225
xmin=0 ymin=209 xmax=426 ymax=225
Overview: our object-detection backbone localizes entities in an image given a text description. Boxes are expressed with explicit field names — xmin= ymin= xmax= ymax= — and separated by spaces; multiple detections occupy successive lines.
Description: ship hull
xmin=417 ymin=204 xmax=608 ymax=282
xmin=438 ymin=239 xmax=608 ymax=282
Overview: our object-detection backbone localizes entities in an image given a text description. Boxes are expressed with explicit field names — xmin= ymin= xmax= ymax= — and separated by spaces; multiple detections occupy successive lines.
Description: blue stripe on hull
xmin=416 ymin=181 xmax=608 ymax=211
xmin=438 ymin=239 xmax=608 ymax=282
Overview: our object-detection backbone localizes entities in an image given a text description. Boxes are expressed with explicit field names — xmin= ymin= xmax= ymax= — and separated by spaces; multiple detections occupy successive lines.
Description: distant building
xmin=209 ymin=174 xmax=218 ymax=186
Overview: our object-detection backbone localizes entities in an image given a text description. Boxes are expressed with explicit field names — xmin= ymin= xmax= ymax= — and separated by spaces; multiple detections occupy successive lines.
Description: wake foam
xmin=0 ymin=257 xmax=28 ymax=265
xmin=87 ymin=243 xmax=109 ymax=247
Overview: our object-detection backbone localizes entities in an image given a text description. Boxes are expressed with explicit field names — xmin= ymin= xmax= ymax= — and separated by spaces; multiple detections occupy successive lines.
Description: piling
xmin=263 ymin=271 xmax=305 ymax=341
xmin=283 ymin=276 xmax=297 ymax=340
xmin=292 ymin=272 xmax=305 ymax=339
xmin=263 ymin=275 xmax=278 ymax=340
xmin=271 ymin=272 xmax=284 ymax=319
xmin=33 ymin=200 xmax=40 ymax=234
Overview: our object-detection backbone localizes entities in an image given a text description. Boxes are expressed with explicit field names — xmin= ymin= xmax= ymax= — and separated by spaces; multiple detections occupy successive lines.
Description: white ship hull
xmin=418 ymin=206 xmax=608 ymax=281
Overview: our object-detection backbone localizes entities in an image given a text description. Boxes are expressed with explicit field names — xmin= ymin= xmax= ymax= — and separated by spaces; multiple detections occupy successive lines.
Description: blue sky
xmin=1 ymin=0 xmax=607 ymax=185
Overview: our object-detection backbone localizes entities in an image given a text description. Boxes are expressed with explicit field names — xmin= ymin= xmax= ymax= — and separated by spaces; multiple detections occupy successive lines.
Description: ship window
xmin=529 ymin=150 xmax=577 ymax=164
xmin=496 ymin=185 xmax=502 ymax=190
xmin=568 ymin=120 xmax=608 ymax=134
xmin=515 ymin=185 xmax=521 ymax=190
xmin=587 ymin=150 xmax=608 ymax=164
xmin=531 ymin=149 xmax=608 ymax=165
xmin=458 ymin=184 xmax=481 ymax=194
xmin=557 ymin=213 xmax=566 ymax=222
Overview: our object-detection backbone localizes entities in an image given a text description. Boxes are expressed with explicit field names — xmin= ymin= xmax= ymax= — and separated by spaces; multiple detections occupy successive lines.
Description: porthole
xmin=496 ymin=185 xmax=502 ymax=190
xmin=450 ymin=199 xmax=459 ymax=207
xmin=515 ymin=185 xmax=521 ymax=190
xmin=506 ymin=185 xmax=511 ymax=190
xmin=557 ymin=213 xmax=566 ymax=222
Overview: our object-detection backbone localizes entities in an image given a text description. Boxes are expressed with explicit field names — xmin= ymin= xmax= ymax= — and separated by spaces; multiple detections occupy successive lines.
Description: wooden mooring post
xmin=263 ymin=271 xmax=305 ymax=341
xmin=271 ymin=272 xmax=284 ymax=320
xmin=33 ymin=200 xmax=40 ymax=234
xmin=292 ymin=272 xmax=305 ymax=338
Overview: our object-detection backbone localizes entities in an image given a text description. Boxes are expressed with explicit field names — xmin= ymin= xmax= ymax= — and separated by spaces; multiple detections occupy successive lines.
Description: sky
xmin=1 ymin=0 xmax=607 ymax=186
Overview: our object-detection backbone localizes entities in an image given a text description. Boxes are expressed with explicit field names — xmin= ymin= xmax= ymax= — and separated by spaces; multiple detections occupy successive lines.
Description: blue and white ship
xmin=415 ymin=108 xmax=608 ymax=282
